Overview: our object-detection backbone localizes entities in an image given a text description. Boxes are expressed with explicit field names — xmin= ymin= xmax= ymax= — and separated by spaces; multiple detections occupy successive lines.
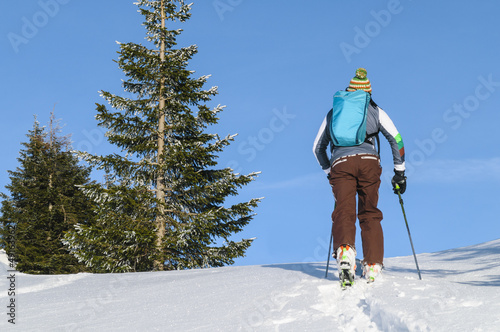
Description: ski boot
xmin=337 ymin=245 xmax=356 ymax=289
xmin=363 ymin=263 xmax=383 ymax=283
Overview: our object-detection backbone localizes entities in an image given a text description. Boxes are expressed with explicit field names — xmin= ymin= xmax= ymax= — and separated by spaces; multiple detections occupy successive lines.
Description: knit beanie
xmin=347 ymin=68 xmax=372 ymax=94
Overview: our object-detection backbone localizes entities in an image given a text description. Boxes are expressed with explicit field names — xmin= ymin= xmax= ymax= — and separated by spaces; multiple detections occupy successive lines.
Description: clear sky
xmin=2 ymin=0 xmax=500 ymax=267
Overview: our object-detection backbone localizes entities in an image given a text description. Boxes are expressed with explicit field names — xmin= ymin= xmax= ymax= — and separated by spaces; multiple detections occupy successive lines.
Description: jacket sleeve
xmin=313 ymin=114 xmax=332 ymax=173
xmin=378 ymin=107 xmax=405 ymax=171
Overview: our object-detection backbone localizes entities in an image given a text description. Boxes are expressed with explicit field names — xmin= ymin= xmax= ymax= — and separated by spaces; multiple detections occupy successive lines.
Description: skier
xmin=313 ymin=68 xmax=406 ymax=286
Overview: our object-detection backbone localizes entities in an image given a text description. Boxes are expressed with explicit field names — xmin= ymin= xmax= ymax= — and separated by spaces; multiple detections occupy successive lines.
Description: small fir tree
xmin=0 ymin=115 xmax=94 ymax=274
xmin=63 ymin=0 xmax=260 ymax=272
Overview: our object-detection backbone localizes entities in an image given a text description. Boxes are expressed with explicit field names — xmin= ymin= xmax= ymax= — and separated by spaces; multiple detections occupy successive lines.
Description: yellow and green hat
xmin=347 ymin=68 xmax=372 ymax=94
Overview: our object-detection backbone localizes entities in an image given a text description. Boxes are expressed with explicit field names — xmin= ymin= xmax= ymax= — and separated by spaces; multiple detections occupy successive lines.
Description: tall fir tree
xmin=0 ymin=115 xmax=94 ymax=274
xmin=63 ymin=0 xmax=260 ymax=272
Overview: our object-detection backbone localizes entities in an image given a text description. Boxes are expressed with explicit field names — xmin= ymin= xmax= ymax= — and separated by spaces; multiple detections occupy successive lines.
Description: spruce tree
xmin=0 ymin=115 xmax=94 ymax=274
xmin=63 ymin=0 xmax=260 ymax=272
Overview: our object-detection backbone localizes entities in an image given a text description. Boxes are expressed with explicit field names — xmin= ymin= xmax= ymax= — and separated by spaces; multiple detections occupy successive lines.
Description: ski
xmin=339 ymin=259 xmax=364 ymax=289
xmin=339 ymin=262 xmax=355 ymax=290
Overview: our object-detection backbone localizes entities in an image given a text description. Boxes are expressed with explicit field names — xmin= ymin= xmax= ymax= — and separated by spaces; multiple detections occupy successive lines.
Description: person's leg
xmin=356 ymin=155 xmax=384 ymax=265
xmin=330 ymin=157 xmax=358 ymax=254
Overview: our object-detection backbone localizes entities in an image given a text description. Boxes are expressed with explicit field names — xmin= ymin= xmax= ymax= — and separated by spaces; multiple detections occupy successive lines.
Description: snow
xmin=1 ymin=239 xmax=500 ymax=331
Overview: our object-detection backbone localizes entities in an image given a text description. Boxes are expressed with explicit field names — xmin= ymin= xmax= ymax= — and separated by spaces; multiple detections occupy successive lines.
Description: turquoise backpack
xmin=329 ymin=90 xmax=371 ymax=146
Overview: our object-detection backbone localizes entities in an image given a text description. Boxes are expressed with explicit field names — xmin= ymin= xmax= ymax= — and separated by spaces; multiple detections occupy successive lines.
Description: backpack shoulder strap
xmin=367 ymin=98 xmax=381 ymax=159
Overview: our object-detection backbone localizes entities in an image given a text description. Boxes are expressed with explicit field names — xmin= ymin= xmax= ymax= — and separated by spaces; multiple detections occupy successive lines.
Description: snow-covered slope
xmin=1 ymin=240 xmax=500 ymax=331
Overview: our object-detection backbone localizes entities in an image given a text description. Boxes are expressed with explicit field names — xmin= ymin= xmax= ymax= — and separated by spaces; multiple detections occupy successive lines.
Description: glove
xmin=324 ymin=168 xmax=331 ymax=180
xmin=391 ymin=170 xmax=407 ymax=194
xmin=325 ymin=169 xmax=334 ymax=187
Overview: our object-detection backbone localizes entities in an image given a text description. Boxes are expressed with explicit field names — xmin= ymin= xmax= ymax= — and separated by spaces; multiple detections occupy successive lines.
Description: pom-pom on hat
xmin=347 ymin=68 xmax=372 ymax=94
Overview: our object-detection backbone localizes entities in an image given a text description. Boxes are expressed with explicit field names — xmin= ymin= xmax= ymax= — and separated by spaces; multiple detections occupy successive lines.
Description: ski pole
xmin=395 ymin=184 xmax=422 ymax=280
xmin=325 ymin=225 xmax=333 ymax=278
xmin=325 ymin=201 xmax=336 ymax=278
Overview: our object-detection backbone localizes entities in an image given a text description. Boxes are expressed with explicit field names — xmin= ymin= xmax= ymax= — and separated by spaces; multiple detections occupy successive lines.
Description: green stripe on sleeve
xmin=395 ymin=133 xmax=404 ymax=149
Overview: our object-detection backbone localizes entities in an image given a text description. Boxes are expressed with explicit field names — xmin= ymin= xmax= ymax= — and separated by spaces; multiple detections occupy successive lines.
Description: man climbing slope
xmin=313 ymin=68 xmax=407 ymax=287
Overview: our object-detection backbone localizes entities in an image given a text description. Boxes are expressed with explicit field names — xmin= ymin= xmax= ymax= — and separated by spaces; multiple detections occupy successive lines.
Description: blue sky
xmin=2 ymin=0 xmax=500 ymax=267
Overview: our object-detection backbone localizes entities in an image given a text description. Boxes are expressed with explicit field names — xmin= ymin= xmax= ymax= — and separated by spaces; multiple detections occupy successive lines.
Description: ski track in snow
xmin=314 ymin=273 xmax=429 ymax=332
xmin=1 ymin=240 xmax=500 ymax=331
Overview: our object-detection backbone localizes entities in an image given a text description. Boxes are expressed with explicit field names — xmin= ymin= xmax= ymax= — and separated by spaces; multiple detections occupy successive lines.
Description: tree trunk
xmin=154 ymin=0 xmax=166 ymax=271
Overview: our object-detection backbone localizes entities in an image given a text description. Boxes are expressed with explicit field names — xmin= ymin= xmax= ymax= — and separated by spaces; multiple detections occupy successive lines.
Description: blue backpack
xmin=329 ymin=90 xmax=371 ymax=146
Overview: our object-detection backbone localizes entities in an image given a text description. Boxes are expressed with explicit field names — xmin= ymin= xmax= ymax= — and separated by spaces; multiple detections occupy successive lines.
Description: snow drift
xmin=1 ymin=239 xmax=500 ymax=331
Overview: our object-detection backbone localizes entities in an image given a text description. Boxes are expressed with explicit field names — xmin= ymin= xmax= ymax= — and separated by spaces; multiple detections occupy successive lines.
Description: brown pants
xmin=329 ymin=154 xmax=384 ymax=265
